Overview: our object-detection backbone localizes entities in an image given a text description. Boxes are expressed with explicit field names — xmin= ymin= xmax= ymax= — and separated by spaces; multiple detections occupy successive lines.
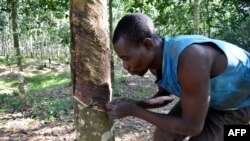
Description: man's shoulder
xmin=163 ymin=35 xmax=210 ymax=56
xmin=170 ymin=35 xmax=209 ymax=42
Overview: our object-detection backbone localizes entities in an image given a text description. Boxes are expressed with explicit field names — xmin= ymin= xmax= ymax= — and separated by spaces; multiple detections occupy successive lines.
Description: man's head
xmin=113 ymin=13 xmax=158 ymax=76
xmin=113 ymin=13 xmax=156 ymax=44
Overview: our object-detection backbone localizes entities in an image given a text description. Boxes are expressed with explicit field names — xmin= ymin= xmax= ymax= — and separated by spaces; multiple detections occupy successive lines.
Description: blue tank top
xmin=156 ymin=35 xmax=250 ymax=110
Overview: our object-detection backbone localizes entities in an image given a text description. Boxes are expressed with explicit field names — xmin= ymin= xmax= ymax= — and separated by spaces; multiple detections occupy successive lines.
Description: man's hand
xmin=147 ymin=95 xmax=175 ymax=106
xmin=106 ymin=97 xmax=138 ymax=119
xmin=137 ymin=94 xmax=175 ymax=109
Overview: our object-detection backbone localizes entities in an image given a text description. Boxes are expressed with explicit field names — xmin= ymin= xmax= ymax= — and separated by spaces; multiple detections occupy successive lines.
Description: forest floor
xmin=0 ymin=60 xmax=179 ymax=141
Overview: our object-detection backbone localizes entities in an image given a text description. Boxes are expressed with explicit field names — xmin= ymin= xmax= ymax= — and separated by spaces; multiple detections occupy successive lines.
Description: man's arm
xmin=107 ymin=44 xmax=214 ymax=136
xmin=136 ymin=85 xmax=175 ymax=109
xmin=132 ymin=44 xmax=212 ymax=135
xmin=138 ymin=69 xmax=174 ymax=109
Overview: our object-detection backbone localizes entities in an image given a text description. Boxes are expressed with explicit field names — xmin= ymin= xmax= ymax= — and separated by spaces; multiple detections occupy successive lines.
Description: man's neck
xmin=150 ymin=37 xmax=163 ymax=70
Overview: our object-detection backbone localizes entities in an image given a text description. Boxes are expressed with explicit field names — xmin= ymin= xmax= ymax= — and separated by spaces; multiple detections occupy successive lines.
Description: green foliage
xmin=0 ymin=55 xmax=16 ymax=66
xmin=0 ymin=56 xmax=5 ymax=64
xmin=0 ymin=57 xmax=71 ymax=117
xmin=115 ymin=75 xmax=129 ymax=84
xmin=0 ymin=76 xmax=18 ymax=89
xmin=218 ymin=16 xmax=250 ymax=51
xmin=112 ymin=74 xmax=129 ymax=97
xmin=25 ymin=71 xmax=71 ymax=93
xmin=132 ymin=86 xmax=155 ymax=100
xmin=0 ymin=93 xmax=22 ymax=114
xmin=0 ymin=57 xmax=71 ymax=95
xmin=112 ymin=71 xmax=156 ymax=100
xmin=28 ymin=93 xmax=73 ymax=122
xmin=0 ymin=0 xmax=70 ymax=61
xmin=0 ymin=55 xmax=34 ymax=67
xmin=113 ymin=0 xmax=250 ymax=40
xmin=112 ymin=88 xmax=124 ymax=97
xmin=0 ymin=87 xmax=73 ymax=123
xmin=0 ymin=57 xmax=72 ymax=121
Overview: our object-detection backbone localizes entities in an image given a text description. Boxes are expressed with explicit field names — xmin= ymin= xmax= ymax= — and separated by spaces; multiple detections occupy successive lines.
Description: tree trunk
xmin=11 ymin=0 xmax=26 ymax=103
xmin=1 ymin=31 xmax=5 ymax=56
xmin=206 ymin=0 xmax=211 ymax=37
xmin=29 ymin=35 xmax=33 ymax=58
xmin=11 ymin=0 xmax=23 ymax=70
xmin=109 ymin=0 xmax=115 ymax=83
xmin=193 ymin=0 xmax=200 ymax=34
xmin=70 ymin=0 xmax=114 ymax=141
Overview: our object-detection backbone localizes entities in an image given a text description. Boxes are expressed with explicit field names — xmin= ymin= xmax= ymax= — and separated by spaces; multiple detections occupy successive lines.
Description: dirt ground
xmin=0 ymin=64 xmax=179 ymax=141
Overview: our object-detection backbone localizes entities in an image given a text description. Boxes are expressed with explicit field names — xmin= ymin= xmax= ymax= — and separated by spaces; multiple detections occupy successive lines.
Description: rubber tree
xmin=193 ymin=0 xmax=200 ymax=34
xmin=11 ymin=0 xmax=26 ymax=103
xmin=109 ymin=0 xmax=115 ymax=83
xmin=70 ymin=0 xmax=114 ymax=141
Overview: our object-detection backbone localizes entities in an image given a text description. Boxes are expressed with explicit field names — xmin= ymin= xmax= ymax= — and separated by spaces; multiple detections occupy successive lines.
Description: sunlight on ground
xmin=0 ymin=60 xmax=175 ymax=141
xmin=0 ymin=60 xmax=71 ymax=94
xmin=0 ymin=113 xmax=75 ymax=141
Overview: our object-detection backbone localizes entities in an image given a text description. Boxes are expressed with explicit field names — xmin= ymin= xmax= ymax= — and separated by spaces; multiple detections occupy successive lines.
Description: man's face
xmin=114 ymin=37 xmax=153 ymax=76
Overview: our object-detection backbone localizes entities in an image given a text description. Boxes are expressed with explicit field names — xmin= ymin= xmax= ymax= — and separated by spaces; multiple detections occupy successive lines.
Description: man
xmin=106 ymin=13 xmax=250 ymax=141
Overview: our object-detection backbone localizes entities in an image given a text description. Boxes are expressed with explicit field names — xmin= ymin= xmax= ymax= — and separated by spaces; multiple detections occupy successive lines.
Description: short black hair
xmin=113 ymin=13 xmax=156 ymax=44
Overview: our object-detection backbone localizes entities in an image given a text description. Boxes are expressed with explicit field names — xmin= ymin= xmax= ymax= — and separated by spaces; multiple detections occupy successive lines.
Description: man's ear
xmin=142 ymin=38 xmax=154 ymax=50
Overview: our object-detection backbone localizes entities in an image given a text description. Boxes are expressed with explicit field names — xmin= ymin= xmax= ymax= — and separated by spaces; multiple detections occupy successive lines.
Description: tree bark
xmin=11 ymin=0 xmax=23 ymax=70
xmin=193 ymin=0 xmax=200 ymax=34
xmin=109 ymin=0 xmax=115 ymax=83
xmin=206 ymin=0 xmax=211 ymax=37
xmin=11 ymin=0 xmax=26 ymax=103
xmin=1 ymin=31 xmax=5 ymax=56
xmin=70 ymin=0 xmax=114 ymax=141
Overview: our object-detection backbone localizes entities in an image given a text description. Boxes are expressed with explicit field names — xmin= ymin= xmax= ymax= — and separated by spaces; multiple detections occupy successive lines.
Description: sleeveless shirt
xmin=156 ymin=35 xmax=250 ymax=110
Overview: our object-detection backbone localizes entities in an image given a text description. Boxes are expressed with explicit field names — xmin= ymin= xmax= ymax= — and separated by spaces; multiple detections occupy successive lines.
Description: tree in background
xmin=116 ymin=0 xmax=249 ymax=48
xmin=0 ymin=0 xmax=70 ymax=63
xmin=70 ymin=0 xmax=114 ymax=140
xmin=0 ymin=0 xmax=10 ymax=60
xmin=109 ymin=0 xmax=115 ymax=83
xmin=1 ymin=0 xmax=249 ymax=66
xmin=193 ymin=0 xmax=200 ymax=34
xmin=219 ymin=16 xmax=250 ymax=51
xmin=11 ymin=0 xmax=26 ymax=103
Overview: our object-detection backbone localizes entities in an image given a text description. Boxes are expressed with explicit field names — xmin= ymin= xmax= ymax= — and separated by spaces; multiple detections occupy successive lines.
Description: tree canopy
xmin=0 ymin=0 xmax=249 ymax=59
